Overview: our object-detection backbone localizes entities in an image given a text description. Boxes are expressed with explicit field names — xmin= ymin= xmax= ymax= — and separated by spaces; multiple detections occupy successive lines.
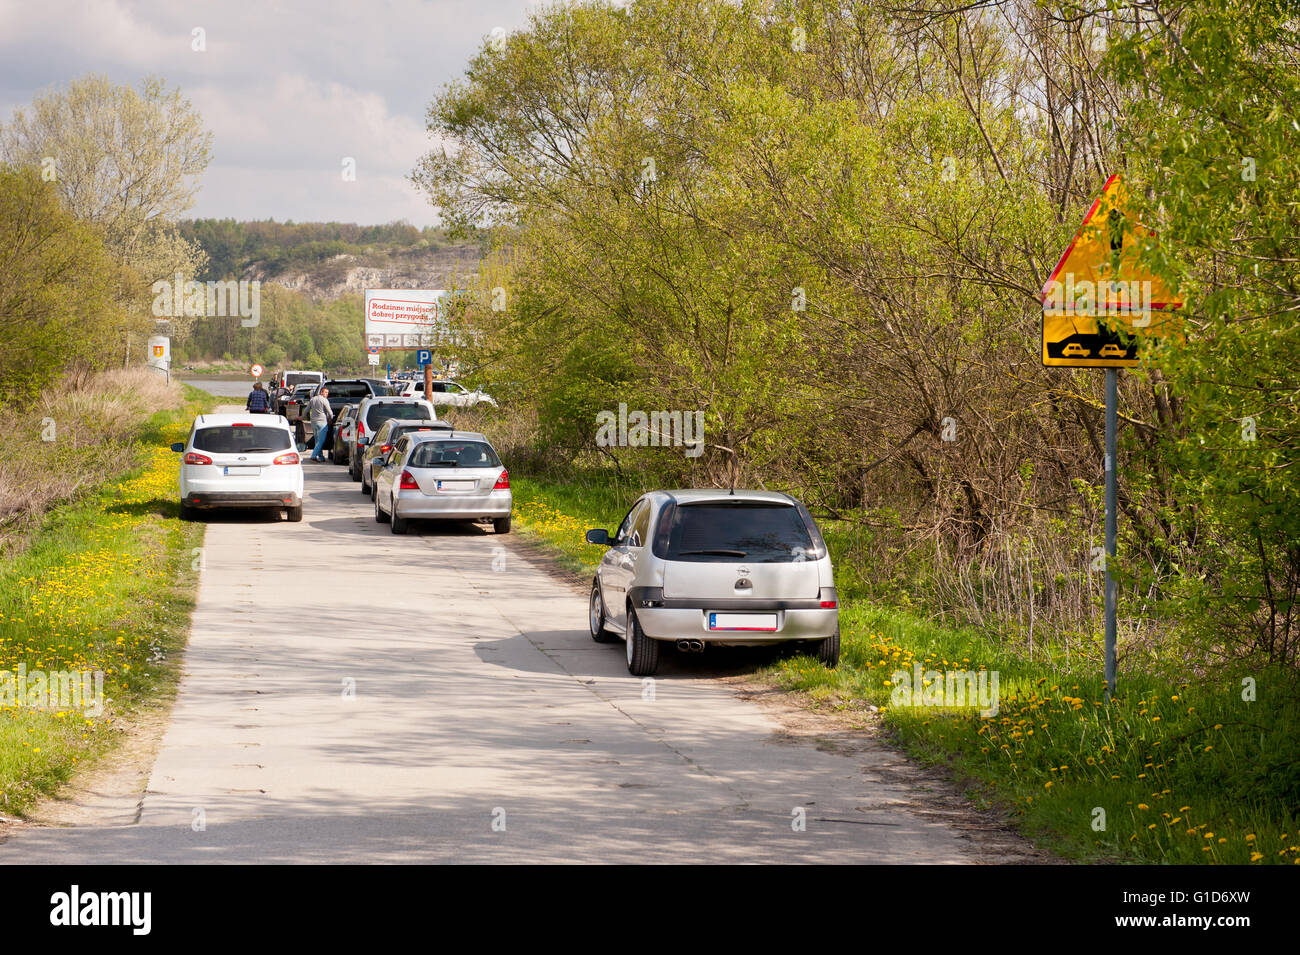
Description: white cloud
xmin=0 ymin=0 xmax=532 ymax=225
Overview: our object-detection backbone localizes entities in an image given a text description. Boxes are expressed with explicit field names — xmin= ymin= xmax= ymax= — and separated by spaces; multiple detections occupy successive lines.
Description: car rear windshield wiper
xmin=678 ymin=549 xmax=748 ymax=556
xmin=241 ymin=447 xmax=279 ymax=452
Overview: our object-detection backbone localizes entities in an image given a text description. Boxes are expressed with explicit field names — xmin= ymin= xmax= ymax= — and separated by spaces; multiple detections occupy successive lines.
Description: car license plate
xmin=223 ymin=466 xmax=260 ymax=476
xmin=436 ymin=479 xmax=475 ymax=491
xmin=708 ymin=612 xmax=777 ymax=631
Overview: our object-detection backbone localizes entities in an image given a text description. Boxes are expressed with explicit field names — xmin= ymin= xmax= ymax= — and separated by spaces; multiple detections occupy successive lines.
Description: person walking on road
xmin=246 ymin=381 xmax=272 ymax=414
xmin=307 ymin=387 xmax=332 ymax=462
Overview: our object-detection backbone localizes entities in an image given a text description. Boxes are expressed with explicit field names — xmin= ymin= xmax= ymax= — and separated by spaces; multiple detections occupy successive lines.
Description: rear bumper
xmin=183 ymin=490 xmax=301 ymax=509
xmin=628 ymin=588 xmax=838 ymax=644
xmin=392 ymin=489 xmax=512 ymax=520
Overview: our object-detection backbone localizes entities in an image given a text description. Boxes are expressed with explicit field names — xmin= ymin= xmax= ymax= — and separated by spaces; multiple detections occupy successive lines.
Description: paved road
xmin=3 ymin=439 xmax=982 ymax=863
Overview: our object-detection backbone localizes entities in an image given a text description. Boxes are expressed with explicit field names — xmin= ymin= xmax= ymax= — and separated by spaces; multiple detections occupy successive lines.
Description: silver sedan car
xmin=372 ymin=430 xmax=512 ymax=535
xmin=585 ymin=489 xmax=839 ymax=675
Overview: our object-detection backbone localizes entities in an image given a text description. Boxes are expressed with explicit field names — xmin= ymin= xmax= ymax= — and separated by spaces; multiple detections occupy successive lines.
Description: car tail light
xmin=357 ymin=421 xmax=366 ymax=438
xmin=273 ymin=452 xmax=300 ymax=465
xmin=399 ymin=470 xmax=419 ymax=490
xmin=233 ymin=422 xmax=253 ymax=427
xmin=820 ymin=600 xmax=838 ymax=609
xmin=379 ymin=444 xmax=392 ymax=454
xmin=183 ymin=452 xmax=212 ymax=465
xmin=493 ymin=469 xmax=510 ymax=490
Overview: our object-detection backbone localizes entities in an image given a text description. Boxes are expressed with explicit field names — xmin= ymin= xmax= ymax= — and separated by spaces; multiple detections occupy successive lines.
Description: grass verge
xmin=510 ymin=471 xmax=1300 ymax=865
xmin=0 ymin=385 xmax=216 ymax=815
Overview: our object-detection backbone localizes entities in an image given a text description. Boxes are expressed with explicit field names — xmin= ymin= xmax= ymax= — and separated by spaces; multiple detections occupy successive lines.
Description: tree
xmin=0 ymin=75 xmax=211 ymax=342
xmin=0 ymin=165 xmax=137 ymax=404
xmin=1110 ymin=0 xmax=1300 ymax=663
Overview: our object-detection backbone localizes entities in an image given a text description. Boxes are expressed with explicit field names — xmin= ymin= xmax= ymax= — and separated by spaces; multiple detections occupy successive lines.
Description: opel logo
xmin=737 ymin=566 xmax=750 ymax=575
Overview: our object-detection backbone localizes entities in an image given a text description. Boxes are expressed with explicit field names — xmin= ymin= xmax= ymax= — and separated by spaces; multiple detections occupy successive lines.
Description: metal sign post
xmin=1104 ymin=369 xmax=1118 ymax=699
xmin=1041 ymin=174 xmax=1184 ymax=700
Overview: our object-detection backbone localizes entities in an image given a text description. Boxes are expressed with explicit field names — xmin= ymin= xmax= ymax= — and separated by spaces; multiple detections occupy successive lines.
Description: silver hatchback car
xmin=585 ymin=490 xmax=839 ymax=675
xmin=372 ymin=430 xmax=512 ymax=535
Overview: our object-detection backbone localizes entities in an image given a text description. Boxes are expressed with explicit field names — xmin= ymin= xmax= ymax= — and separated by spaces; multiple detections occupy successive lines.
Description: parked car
xmin=398 ymin=379 xmax=497 ymax=407
xmin=297 ymin=380 xmax=384 ymax=446
xmin=170 ymin=413 xmax=303 ymax=522
xmin=358 ymin=418 xmax=453 ymax=495
xmin=359 ymin=377 xmax=392 ymax=397
xmin=372 ymin=431 xmax=511 ymax=535
xmin=279 ymin=383 xmax=317 ymax=420
xmin=584 ymin=490 xmax=839 ymax=675
xmin=331 ymin=404 xmax=362 ymax=466
xmin=272 ymin=369 xmax=324 ymax=393
xmin=348 ymin=396 xmax=438 ymax=481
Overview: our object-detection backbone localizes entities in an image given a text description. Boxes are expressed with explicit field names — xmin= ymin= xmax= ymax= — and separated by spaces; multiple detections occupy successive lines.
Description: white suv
xmin=171 ymin=414 xmax=304 ymax=522
xmin=399 ymin=379 xmax=497 ymax=407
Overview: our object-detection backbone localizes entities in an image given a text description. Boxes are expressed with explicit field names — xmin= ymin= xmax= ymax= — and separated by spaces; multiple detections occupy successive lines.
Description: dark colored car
xmin=348 ymin=397 xmax=436 ymax=480
xmin=331 ymin=404 xmax=361 ymax=466
xmin=359 ymin=418 xmax=452 ymax=495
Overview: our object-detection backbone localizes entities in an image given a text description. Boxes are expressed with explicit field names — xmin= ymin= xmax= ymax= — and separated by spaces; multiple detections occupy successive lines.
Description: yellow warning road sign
xmin=1041 ymin=174 xmax=1182 ymax=368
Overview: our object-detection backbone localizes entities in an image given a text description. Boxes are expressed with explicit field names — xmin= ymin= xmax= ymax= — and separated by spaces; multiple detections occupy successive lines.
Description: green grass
xmin=0 ymin=386 xmax=216 ymax=815
xmin=509 ymin=469 xmax=1300 ymax=865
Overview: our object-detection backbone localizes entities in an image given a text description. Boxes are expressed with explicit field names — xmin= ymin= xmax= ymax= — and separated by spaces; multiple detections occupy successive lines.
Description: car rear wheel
xmin=286 ymin=504 xmax=303 ymax=523
xmin=493 ymin=516 xmax=511 ymax=534
xmin=589 ymin=581 xmax=618 ymax=643
xmin=625 ymin=607 xmax=659 ymax=676
xmin=811 ymin=628 xmax=840 ymax=668
xmin=390 ymin=498 xmax=409 ymax=534
xmin=374 ymin=488 xmax=389 ymax=523
xmin=179 ymin=502 xmax=195 ymax=521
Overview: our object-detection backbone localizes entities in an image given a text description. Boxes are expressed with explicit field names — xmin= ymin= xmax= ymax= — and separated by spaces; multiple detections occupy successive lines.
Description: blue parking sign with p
xmin=417 ymin=350 xmax=432 ymax=366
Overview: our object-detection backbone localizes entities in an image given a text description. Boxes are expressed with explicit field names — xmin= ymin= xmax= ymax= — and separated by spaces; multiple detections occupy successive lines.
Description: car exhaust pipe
xmin=676 ymin=639 xmax=705 ymax=653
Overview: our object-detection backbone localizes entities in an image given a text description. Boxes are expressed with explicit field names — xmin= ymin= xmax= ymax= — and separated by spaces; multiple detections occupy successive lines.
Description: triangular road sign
xmin=1041 ymin=174 xmax=1183 ymax=367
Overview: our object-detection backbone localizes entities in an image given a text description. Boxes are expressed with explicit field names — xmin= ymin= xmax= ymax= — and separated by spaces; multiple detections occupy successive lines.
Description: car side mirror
xmin=170 ymin=442 xmax=185 ymax=453
xmin=585 ymin=528 xmax=611 ymax=546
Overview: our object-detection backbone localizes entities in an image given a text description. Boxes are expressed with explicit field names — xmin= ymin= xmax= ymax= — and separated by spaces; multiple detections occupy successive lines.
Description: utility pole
xmin=1104 ymin=368 xmax=1118 ymax=699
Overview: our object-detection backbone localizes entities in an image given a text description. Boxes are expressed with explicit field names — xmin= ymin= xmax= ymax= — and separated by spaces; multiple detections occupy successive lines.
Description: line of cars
xmin=169 ymin=391 xmax=512 ymax=536
xmin=269 ymin=372 xmax=499 ymax=444
xmin=327 ymin=394 xmax=513 ymax=536
xmin=171 ymin=379 xmax=838 ymax=678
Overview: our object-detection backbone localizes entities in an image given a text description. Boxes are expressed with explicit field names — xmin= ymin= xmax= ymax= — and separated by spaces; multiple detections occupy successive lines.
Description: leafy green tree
xmin=1110 ymin=0 xmax=1300 ymax=662
xmin=0 ymin=166 xmax=136 ymax=403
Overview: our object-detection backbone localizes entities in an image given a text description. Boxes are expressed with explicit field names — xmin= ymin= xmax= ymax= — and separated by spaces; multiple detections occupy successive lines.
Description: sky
xmin=0 ymin=0 xmax=543 ymax=227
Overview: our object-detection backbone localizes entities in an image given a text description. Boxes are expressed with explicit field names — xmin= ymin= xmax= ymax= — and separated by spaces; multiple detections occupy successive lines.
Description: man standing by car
xmin=245 ymin=381 xmax=272 ymax=414
xmin=307 ymin=387 xmax=332 ymax=462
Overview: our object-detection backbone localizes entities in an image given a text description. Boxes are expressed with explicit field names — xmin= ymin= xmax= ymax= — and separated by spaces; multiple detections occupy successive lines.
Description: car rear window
xmin=407 ymin=440 xmax=500 ymax=469
xmin=193 ymin=426 xmax=291 ymax=453
xmin=652 ymin=501 xmax=823 ymax=562
xmin=327 ymin=382 xmax=371 ymax=399
xmin=391 ymin=423 xmax=450 ymax=441
xmin=366 ymin=403 xmax=431 ymax=429
xmin=285 ymin=373 xmax=321 ymax=388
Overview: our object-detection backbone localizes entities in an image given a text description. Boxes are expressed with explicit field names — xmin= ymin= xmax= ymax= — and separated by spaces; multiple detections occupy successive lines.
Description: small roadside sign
xmin=368 ymin=353 xmax=380 ymax=366
xmin=1041 ymin=174 xmax=1182 ymax=368
xmin=417 ymin=349 xmax=432 ymax=366
xmin=250 ymin=363 xmax=263 ymax=377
